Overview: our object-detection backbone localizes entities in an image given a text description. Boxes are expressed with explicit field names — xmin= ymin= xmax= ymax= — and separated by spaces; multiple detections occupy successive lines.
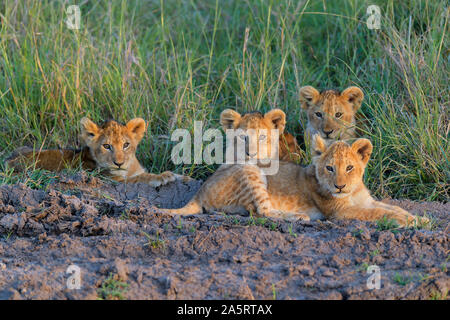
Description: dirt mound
xmin=0 ymin=172 xmax=448 ymax=300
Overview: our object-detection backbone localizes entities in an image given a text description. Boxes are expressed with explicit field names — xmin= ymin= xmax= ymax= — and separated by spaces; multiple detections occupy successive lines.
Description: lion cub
xmin=159 ymin=124 xmax=426 ymax=226
xmin=279 ymin=85 xmax=364 ymax=161
xmin=300 ymin=85 xmax=364 ymax=144
xmin=158 ymin=108 xmax=302 ymax=219
xmin=6 ymin=117 xmax=182 ymax=187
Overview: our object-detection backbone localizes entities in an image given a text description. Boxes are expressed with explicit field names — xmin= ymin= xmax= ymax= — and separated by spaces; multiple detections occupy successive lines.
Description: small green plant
xmin=119 ymin=210 xmax=131 ymax=220
xmin=357 ymin=262 xmax=370 ymax=272
xmin=288 ymin=224 xmax=297 ymax=238
xmin=176 ymin=219 xmax=183 ymax=231
xmin=370 ymin=249 xmax=380 ymax=257
xmin=376 ymin=216 xmax=400 ymax=233
xmin=100 ymin=193 xmax=116 ymax=201
xmin=3 ymin=231 xmax=13 ymax=241
xmin=256 ymin=217 xmax=268 ymax=226
xmin=440 ymin=255 xmax=449 ymax=272
xmin=429 ymin=289 xmax=448 ymax=300
xmin=351 ymin=228 xmax=364 ymax=237
xmin=417 ymin=273 xmax=431 ymax=282
xmin=97 ymin=273 xmax=129 ymax=300
xmin=247 ymin=212 xmax=256 ymax=226
xmin=393 ymin=272 xmax=412 ymax=286
xmin=272 ymin=284 xmax=277 ymax=300
xmin=270 ymin=222 xmax=278 ymax=231
xmin=142 ymin=231 xmax=166 ymax=250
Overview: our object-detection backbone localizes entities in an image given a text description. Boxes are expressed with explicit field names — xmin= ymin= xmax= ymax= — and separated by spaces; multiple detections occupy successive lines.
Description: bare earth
xmin=0 ymin=172 xmax=448 ymax=300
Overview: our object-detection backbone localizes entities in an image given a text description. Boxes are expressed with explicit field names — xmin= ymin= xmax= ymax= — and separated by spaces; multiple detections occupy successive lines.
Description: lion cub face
xmin=220 ymin=109 xmax=286 ymax=161
xmin=312 ymin=135 xmax=372 ymax=198
xmin=300 ymin=86 xmax=364 ymax=141
xmin=80 ymin=117 xmax=146 ymax=174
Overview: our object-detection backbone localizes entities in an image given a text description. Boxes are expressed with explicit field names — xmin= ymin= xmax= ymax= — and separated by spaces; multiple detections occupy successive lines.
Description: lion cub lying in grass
xmin=158 ymin=109 xmax=426 ymax=227
xmin=6 ymin=117 xmax=185 ymax=187
xmin=279 ymin=85 xmax=364 ymax=161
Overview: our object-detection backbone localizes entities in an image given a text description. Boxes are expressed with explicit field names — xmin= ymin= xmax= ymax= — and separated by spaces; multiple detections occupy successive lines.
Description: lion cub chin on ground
xmin=6 ymin=117 xmax=186 ymax=187
xmin=158 ymin=126 xmax=427 ymax=227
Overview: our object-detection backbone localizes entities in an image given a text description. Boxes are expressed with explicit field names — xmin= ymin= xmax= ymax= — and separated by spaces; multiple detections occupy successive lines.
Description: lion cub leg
xmin=232 ymin=166 xmax=309 ymax=220
xmin=371 ymin=201 xmax=429 ymax=226
xmin=335 ymin=205 xmax=426 ymax=227
xmin=123 ymin=171 xmax=178 ymax=187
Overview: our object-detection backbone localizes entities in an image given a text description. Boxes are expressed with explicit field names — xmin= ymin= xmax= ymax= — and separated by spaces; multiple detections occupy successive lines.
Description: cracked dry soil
xmin=0 ymin=172 xmax=448 ymax=299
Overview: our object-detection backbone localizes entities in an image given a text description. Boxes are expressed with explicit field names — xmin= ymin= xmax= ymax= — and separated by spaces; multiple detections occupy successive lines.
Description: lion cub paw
xmin=388 ymin=208 xmax=429 ymax=228
xmin=160 ymin=171 xmax=177 ymax=184
xmin=406 ymin=214 xmax=430 ymax=227
xmin=175 ymin=174 xmax=195 ymax=183
xmin=146 ymin=171 xmax=175 ymax=187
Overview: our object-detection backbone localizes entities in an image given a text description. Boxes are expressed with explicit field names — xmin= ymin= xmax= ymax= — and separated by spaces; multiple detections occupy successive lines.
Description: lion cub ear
xmin=80 ymin=117 xmax=100 ymax=144
xmin=264 ymin=109 xmax=286 ymax=133
xmin=220 ymin=109 xmax=241 ymax=130
xmin=341 ymin=86 xmax=364 ymax=111
xmin=351 ymin=138 xmax=373 ymax=166
xmin=299 ymin=86 xmax=320 ymax=109
xmin=126 ymin=118 xmax=147 ymax=143
xmin=311 ymin=134 xmax=327 ymax=157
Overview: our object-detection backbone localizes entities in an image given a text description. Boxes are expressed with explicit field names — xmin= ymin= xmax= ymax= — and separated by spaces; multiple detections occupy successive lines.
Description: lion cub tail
xmin=158 ymin=198 xmax=202 ymax=215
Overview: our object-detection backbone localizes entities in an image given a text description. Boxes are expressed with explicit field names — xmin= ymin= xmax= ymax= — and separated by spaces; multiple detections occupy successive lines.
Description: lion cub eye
xmin=123 ymin=142 xmax=130 ymax=149
xmin=315 ymin=112 xmax=323 ymax=118
xmin=335 ymin=112 xmax=343 ymax=118
xmin=346 ymin=165 xmax=354 ymax=172
xmin=326 ymin=166 xmax=334 ymax=172
xmin=102 ymin=144 xmax=112 ymax=150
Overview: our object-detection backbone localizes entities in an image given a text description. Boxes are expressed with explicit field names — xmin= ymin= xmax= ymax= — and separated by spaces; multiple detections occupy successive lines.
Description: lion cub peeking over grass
xmin=158 ymin=119 xmax=427 ymax=227
xmin=6 ymin=117 xmax=184 ymax=187
xmin=279 ymin=85 xmax=364 ymax=162
xmin=300 ymin=85 xmax=364 ymax=144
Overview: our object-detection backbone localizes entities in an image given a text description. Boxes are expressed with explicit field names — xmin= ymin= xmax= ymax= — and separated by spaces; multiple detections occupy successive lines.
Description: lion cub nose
xmin=323 ymin=129 xmax=333 ymax=137
xmin=114 ymin=161 xmax=124 ymax=168
xmin=334 ymin=184 xmax=346 ymax=190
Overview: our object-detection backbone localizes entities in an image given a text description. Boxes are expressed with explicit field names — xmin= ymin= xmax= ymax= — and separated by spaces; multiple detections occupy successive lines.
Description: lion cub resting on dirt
xmin=158 ymin=109 xmax=426 ymax=226
xmin=6 ymin=117 xmax=184 ymax=187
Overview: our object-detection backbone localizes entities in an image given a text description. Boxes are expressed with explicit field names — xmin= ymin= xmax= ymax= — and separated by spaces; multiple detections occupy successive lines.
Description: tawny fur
xmin=278 ymin=132 xmax=302 ymax=162
xmin=278 ymin=86 xmax=364 ymax=162
xmin=6 ymin=117 xmax=188 ymax=187
xmin=158 ymin=108 xmax=308 ymax=220
xmin=159 ymin=122 xmax=428 ymax=227
xmin=299 ymin=85 xmax=364 ymax=145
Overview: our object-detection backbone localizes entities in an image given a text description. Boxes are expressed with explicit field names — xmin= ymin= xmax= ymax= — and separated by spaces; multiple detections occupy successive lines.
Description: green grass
xmin=97 ymin=273 xmax=129 ymax=300
xmin=392 ymin=272 xmax=413 ymax=286
xmin=0 ymin=0 xmax=448 ymax=201
xmin=429 ymin=289 xmax=448 ymax=300
xmin=376 ymin=216 xmax=401 ymax=232
xmin=142 ymin=230 xmax=166 ymax=250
